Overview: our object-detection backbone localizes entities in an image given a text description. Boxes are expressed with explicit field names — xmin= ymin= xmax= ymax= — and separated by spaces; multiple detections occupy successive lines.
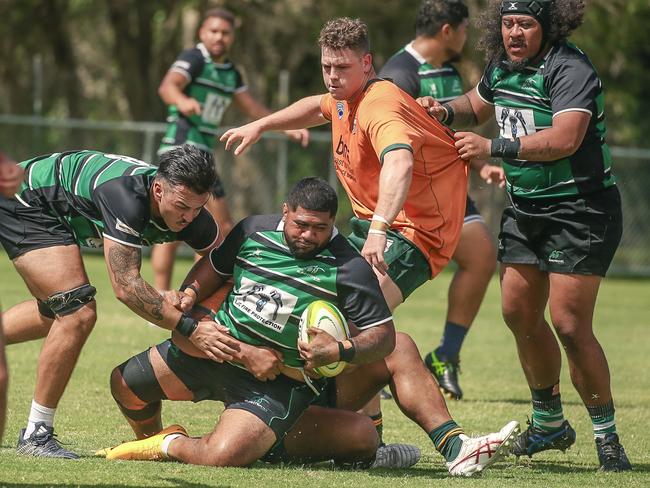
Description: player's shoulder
xmin=363 ymin=79 xmax=407 ymax=105
xmin=544 ymin=41 xmax=597 ymax=75
xmin=238 ymin=214 xmax=283 ymax=237
xmin=381 ymin=48 xmax=420 ymax=74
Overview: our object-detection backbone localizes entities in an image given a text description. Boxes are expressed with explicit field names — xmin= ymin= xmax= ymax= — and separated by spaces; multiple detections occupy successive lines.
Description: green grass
xmin=0 ymin=253 xmax=648 ymax=487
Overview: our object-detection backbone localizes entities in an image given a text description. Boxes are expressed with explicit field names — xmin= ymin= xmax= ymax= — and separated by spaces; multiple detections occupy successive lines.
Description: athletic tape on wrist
xmin=179 ymin=283 xmax=199 ymax=296
xmin=371 ymin=214 xmax=390 ymax=225
xmin=441 ymin=103 xmax=455 ymax=126
xmin=338 ymin=340 xmax=356 ymax=362
xmin=491 ymin=138 xmax=521 ymax=159
xmin=368 ymin=229 xmax=387 ymax=236
xmin=175 ymin=314 xmax=198 ymax=338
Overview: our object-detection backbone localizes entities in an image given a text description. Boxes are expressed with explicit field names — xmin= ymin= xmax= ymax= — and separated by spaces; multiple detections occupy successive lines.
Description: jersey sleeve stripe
xmin=355 ymin=315 xmax=393 ymax=329
xmin=379 ymin=143 xmax=413 ymax=164
xmin=475 ymin=85 xmax=494 ymax=106
xmin=552 ymin=107 xmax=593 ymax=117
xmin=170 ymin=67 xmax=192 ymax=81
xmin=103 ymin=234 xmax=142 ymax=248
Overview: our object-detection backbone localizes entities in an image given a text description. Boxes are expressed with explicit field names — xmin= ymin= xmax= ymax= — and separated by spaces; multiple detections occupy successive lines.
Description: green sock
xmin=429 ymin=420 xmax=464 ymax=462
xmin=531 ymin=384 xmax=565 ymax=433
xmin=370 ymin=413 xmax=383 ymax=445
xmin=587 ymin=400 xmax=616 ymax=439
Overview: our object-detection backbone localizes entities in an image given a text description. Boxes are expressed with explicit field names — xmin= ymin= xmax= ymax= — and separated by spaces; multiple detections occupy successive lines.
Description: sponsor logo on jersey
xmin=496 ymin=106 xmax=537 ymax=140
xmin=337 ymin=101 xmax=344 ymax=119
xmin=507 ymin=2 xmax=519 ymax=10
xmin=84 ymin=237 xmax=103 ymax=248
xmin=297 ymin=265 xmax=326 ymax=282
xmin=548 ymin=250 xmax=565 ymax=264
xmin=233 ymin=277 xmax=298 ymax=333
xmin=351 ymin=117 xmax=358 ymax=135
xmin=115 ymin=219 xmax=141 ymax=238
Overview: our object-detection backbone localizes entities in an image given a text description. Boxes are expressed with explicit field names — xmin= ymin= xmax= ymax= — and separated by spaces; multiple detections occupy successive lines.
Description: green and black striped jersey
xmin=477 ymin=41 xmax=615 ymax=199
xmin=379 ymin=42 xmax=464 ymax=102
xmin=16 ymin=150 xmax=218 ymax=250
xmin=208 ymin=214 xmax=393 ymax=368
xmin=159 ymin=43 xmax=247 ymax=155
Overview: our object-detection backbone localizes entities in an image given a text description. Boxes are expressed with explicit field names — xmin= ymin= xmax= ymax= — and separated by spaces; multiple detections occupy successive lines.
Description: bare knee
xmin=204 ymin=439 xmax=254 ymax=467
xmin=345 ymin=415 xmax=379 ymax=460
xmin=554 ymin=322 xmax=595 ymax=354
xmin=385 ymin=332 xmax=420 ymax=369
xmin=68 ymin=305 xmax=97 ymax=336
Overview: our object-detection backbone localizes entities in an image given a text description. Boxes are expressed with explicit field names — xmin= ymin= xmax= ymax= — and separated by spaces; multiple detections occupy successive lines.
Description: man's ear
xmin=363 ymin=52 xmax=373 ymax=74
xmin=152 ymin=179 xmax=164 ymax=201
xmin=282 ymin=202 xmax=288 ymax=220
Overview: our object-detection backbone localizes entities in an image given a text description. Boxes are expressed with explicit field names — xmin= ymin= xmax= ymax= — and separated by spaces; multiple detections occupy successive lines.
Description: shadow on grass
xmin=511 ymin=459 xmax=650 ymax=473
xmin=0 ymin=480 xmax=223 ymax=488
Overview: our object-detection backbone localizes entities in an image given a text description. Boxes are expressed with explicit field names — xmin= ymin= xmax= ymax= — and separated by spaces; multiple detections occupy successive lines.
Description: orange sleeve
xmin=360 ymin=88 xmax=425 ymax=163
xmin=320 ymin=94 xmax=333 ymax=121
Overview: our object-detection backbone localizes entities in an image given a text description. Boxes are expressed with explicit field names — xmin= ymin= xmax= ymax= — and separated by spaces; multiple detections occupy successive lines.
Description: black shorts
xmin=156 ymin=340 xmax=325 ymax=442
xmin=0 ymin=197 xmax=76 ymax=259
xmin=464 ymin=196 xmax=484 ymax=225
xmin=497 ymin=186 xmax=622 ymax=276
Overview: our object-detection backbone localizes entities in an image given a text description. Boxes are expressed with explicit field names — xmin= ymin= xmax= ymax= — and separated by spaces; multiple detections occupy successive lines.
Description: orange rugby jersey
xmin=320 ymin=79 xmax=467 ymax=278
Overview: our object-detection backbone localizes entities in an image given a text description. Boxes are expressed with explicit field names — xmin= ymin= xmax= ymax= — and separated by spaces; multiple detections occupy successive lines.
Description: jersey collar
xmin=196 ymin=42 xmax=233 ymax=68
xmin=405 ymin=41 xmax=427 ymax=65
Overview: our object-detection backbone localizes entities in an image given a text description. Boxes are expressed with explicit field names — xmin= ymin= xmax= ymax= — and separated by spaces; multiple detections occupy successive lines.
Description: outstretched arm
xmin=221 ymin=94 xmax=327 ymax=155
xmin=104 ymin=238 xmax=239 ymax=362
xmin=418 ymin=88 xmax=493 ymax=129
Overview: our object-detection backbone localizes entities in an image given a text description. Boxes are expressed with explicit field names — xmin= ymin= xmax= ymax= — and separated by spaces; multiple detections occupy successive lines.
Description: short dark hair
xmin=416 ymin=0 xmax=469 ymax=37
xmin=202 ymin=7 xmax=236 ymax=28
xmin=318 ymin=18 xmax=370 ymax=54
xmin=156 ymin=145 xmax=216 ymax=195
xmin=286 ymin=177 xmax=338 ymax=217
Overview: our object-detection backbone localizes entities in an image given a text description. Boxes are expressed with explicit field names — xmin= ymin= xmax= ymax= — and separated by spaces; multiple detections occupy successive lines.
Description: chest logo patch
xmin=496 ymin=106 xmax=537 ymax=140
xmin=233 ymin=277 xmax=298 ymax=333
xmin=336 ymin=101 xmax=344 ymax=119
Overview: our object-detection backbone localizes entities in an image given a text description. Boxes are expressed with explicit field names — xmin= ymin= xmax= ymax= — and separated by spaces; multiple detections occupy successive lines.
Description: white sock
xmin=24 ymin=400 xmax=56 ymax=439
xmin=161 ymin=433 xmax=183 ymax=458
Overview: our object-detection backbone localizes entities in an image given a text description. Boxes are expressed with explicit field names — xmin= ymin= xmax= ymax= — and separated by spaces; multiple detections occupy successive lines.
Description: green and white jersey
xmin=16 ymin=150 xmax=218 ymax=250
xmin=477 ymin=41 xmax=615 ymax=199
xmin=208 ymin=214 xmax=393 ymax=368
xmin=379 ymin=42 xmax=464 ymax=101
xmin=159 ymin=42 xmax=247 ymax=155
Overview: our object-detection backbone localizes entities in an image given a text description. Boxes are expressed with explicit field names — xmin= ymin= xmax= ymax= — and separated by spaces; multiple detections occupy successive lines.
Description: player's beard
xmin=286 ymin=236 xmax=323 ymax=260
xmin=503 ymin=57 xmax=531 ymax=72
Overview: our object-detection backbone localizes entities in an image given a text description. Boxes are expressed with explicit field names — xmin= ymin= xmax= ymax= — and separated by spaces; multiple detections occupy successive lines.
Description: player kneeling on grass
xmin=103 ymin=177 xmax=519 ymax=476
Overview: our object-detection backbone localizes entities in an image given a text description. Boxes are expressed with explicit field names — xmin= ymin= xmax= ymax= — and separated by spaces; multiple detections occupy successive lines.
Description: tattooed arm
xmin=103 ymin=238 xmax=181 ymax=328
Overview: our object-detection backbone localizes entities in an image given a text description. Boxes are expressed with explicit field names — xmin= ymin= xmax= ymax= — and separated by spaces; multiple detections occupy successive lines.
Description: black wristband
xmin=491 ymin=138 xmax=521 ymax=159
xmin=338 ymin=340 xmax=356 ymax=363
xmin=179 ymin=283 xmax=199 ymax=296
xmin=441 ymin=103 xmax=455 ymax=126
xmin=175 ymin=314 xmax=198 ymax=338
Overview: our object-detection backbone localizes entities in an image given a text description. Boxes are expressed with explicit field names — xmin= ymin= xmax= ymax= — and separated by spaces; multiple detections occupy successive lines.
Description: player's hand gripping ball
xmin=298 ymin=300 xmax=350 ymax=377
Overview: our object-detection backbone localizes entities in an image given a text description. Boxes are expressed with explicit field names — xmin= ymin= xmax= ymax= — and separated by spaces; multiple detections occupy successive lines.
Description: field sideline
xmin=0 ymin=252 xmax=648 ymax=487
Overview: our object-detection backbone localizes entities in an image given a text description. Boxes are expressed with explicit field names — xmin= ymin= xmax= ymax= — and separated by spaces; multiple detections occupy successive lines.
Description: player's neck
xmin=412 ymin=37 xmax=447 ymax=67
xmin=347 ymin=68 xmax=378 ymax=104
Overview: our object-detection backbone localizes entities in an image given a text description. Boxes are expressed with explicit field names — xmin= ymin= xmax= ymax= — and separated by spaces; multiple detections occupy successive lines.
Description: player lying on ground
xmin=0 ymin=145 xmax=238 ymax=458
xmin=104 ymin=177 xmax=519 ymax=476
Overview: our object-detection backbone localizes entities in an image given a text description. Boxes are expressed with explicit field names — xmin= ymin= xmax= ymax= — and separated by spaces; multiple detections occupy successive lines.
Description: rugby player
xmin=152 ymin=7 xmax=309 ymax=292
xmin=0 ymin=145 xmax=239 ymax=458
xmin=379 ymin=0 xmax=505 ymax=401
xmin=104 ymin=177 xmax=519 ymax=476
xmin=221 ymin=16 xmax=486 ymax=461
xmin=420 ymin=0 xmax=631 ymax=471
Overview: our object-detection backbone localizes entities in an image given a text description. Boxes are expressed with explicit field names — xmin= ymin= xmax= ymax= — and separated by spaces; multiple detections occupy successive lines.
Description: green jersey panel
xmin=477 ymin=41 xmax=615 ymax=199
xmin=208 ymin=215 xmax=392 ymax=368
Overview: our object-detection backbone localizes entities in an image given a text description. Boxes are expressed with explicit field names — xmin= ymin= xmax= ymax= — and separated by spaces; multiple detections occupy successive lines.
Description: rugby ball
xmin=298 ymin=300 xmax=350 ymax=377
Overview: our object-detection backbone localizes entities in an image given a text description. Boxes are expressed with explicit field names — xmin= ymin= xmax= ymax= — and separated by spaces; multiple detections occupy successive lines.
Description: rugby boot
xmin=446 ymin=420 xmax=519 ymax=476
xmin=370 ymin=443 xmax=421 ymax=469
xmin=511 ymin=419 xmax=576 ymax=457
xmin=104 ymin=424 xmax=187 ymax=461
xmin=424 ymin=351 xmax=463 ymax=400
xmin=379 ymin=388 xmax=393 ymax=400
xmin=596 ymin=433 xmax=632 ymax=471
xmin=17 ymin=422 xmax=80 ymax=459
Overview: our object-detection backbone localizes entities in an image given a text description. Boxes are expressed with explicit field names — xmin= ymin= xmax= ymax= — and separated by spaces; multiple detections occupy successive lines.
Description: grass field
xmin=0 ymin=252 xmax=648 ymax=487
